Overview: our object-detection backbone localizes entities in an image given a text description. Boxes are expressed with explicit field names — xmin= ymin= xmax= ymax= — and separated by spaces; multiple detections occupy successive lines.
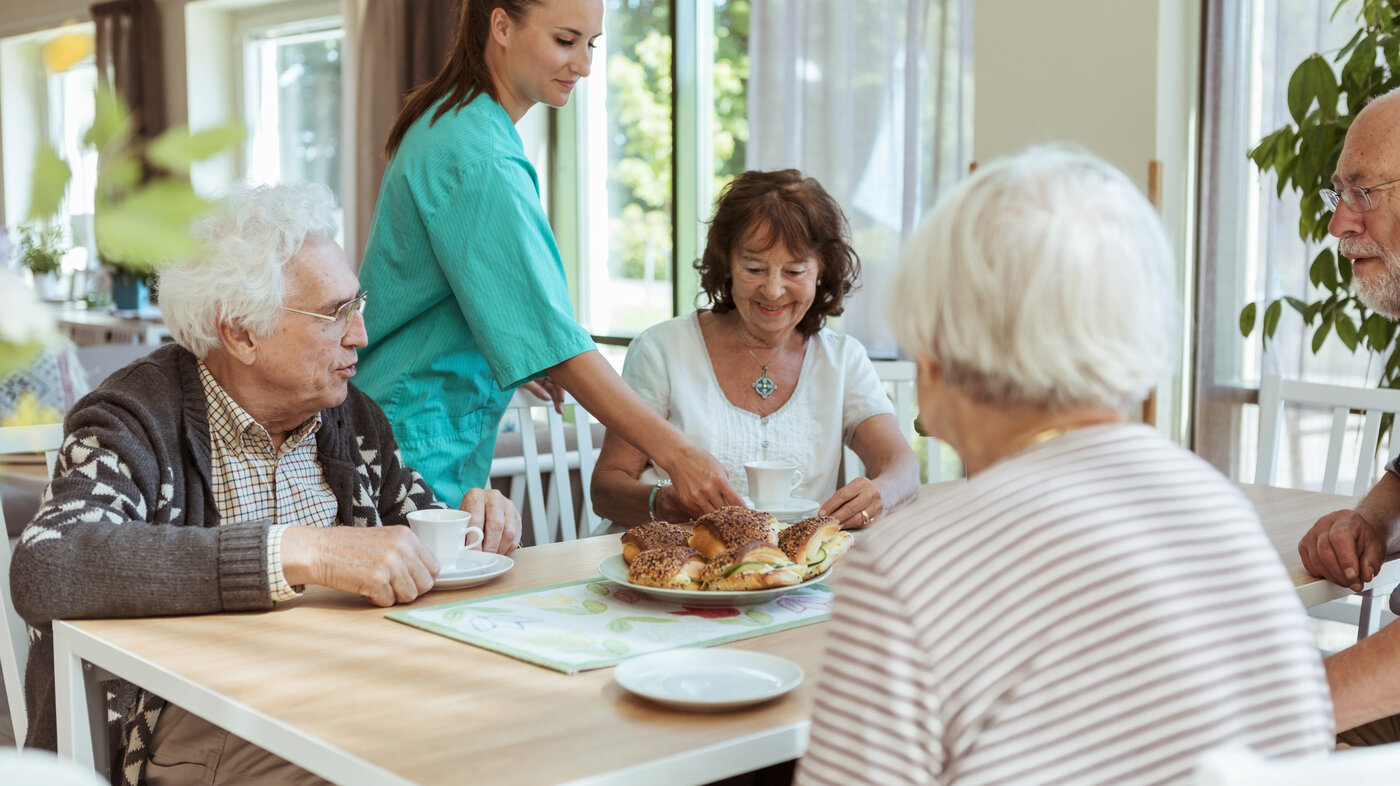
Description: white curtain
xmin=747 ymin=0 xmax=973 ymax=357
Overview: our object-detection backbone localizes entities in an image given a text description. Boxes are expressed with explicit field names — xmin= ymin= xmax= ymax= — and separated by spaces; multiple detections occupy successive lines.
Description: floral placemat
xmin=386 ymin=577 xmax=832 ymax=673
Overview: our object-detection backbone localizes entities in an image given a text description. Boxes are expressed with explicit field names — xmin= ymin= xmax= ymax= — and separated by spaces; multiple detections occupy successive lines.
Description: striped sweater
xmin=795 ymin=424 xmax=1332 ymax=786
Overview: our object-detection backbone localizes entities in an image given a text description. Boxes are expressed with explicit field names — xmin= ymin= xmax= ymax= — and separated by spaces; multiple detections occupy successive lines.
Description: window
xmin=239 ymin=13 xmax=344 ymax=232
xmin=558 ymin=0 xmax=750 ymax=345
xmin=242 ymin=19 xmax=342 ymax=196
xmin=1197 ymin=0 xmax=1380 ymax=489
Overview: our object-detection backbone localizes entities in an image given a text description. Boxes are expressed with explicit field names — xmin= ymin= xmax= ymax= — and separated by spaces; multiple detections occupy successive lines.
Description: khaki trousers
xmin=145 ymin=705 xmax=333 ymax=786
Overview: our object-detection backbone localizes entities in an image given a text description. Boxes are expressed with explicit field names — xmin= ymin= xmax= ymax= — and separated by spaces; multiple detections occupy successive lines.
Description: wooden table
xmin=55 ymin=535 xmax=817 ymax=785
xmin=51 ymin=483 xmax=1387 ymax=785
xmin=1239 ymin=483 xmax=1400 ymax=608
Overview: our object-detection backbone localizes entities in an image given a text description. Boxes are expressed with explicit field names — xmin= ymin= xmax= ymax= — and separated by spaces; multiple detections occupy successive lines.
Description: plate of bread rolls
xmin=598 ymin=506 xmax=854 ymax=607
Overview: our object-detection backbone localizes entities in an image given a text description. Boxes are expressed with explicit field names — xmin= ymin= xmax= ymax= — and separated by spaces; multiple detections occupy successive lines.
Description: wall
xmin=974 ymin=0 xmax=1200 ymax=441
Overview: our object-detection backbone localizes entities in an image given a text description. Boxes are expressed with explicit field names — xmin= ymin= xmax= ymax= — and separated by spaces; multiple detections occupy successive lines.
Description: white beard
xmin=1344 ymin=240 xmax=1400 ymax=319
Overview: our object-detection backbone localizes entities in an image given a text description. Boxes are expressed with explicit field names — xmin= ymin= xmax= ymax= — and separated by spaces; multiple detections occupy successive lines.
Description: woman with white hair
xmin=795 ymin=148 xmax=1333 ymax=786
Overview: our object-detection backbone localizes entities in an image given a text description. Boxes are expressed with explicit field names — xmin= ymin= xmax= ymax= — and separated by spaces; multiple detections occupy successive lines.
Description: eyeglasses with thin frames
xmin=281 ymin=291 xmax=368 ymax=336
xmin=1322 ymin=176 xmax=1400 ymax=213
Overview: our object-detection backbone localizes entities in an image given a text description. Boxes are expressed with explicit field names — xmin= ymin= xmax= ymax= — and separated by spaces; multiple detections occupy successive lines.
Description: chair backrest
xmin=489 ymin=390 xmax=602 ymax=546
xmin=0 ymin=423 xmax=64 ymax=747
xmin=1196 ymin=743 xmax=1400 ymax=785
xmin=844 ymin=360 xmax=926 ymax=484
xmin=1255 ymin=374 xmax=1400 ymax=495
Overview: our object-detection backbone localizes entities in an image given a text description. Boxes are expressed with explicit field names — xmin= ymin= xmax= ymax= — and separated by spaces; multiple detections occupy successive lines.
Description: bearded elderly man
xmin=1297 ymin=86 xmax=1400 ymax=747
xmin=11 ymin=182 xmax=521 ymax=785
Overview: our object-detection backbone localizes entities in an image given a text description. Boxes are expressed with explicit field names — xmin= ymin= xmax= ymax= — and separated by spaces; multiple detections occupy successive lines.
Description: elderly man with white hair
xmin=11 ymin=181 xmax=520 ymax=785
xmin=795 ymin=148 xmax=1333 ymax=786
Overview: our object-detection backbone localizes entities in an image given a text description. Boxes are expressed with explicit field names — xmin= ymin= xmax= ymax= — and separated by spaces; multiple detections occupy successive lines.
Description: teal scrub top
xmin=356 ymin=95 xmax=596 ymax=504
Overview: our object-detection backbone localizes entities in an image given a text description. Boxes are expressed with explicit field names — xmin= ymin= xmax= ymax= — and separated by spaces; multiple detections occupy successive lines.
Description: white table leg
xmin=54 ymin=623 xmax=108 ymax=776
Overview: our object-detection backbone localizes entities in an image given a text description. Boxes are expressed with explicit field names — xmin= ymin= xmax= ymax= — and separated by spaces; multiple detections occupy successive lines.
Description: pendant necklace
xmin=735 ymin=322 xmax=782 ymax=399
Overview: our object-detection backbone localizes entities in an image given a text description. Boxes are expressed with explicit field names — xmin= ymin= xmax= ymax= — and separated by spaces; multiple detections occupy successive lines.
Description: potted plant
xmin=1240 ymin=0 xmax=1400 ymax=386
xmin=17 ymin=222 xmax=67 ymax=300
xmin=26 ymin=83 xmax=242 ymax=313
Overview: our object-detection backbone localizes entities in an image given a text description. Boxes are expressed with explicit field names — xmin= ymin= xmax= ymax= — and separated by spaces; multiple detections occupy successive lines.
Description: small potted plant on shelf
xmin=17 ymin=222 xmax=67 ymax=300
xmin=26 ymin=82 xmax=242 ymax=315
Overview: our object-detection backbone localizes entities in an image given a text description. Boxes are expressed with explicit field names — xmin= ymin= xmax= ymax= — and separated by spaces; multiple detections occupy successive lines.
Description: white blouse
xmin=621 ymin=312 xmax=894 ymax=503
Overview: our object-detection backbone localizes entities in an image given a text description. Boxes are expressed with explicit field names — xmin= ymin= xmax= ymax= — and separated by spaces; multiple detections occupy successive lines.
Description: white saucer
xmin=431 ymin=551 xmax=513 ymax=591
xmin=613 ymin=649 xmax=803 ymax=711
xmin=752 ymin=497 xmax=822 ymax=523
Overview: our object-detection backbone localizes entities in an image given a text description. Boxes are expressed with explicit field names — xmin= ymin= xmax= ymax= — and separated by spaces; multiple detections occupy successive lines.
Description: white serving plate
xmin=613 ymin=649 xmax=803 ymax=711
xmin=596 ymin=554 xmax=831 ymax=607
xmin=431 ymin=551 xmax=514 ymax=591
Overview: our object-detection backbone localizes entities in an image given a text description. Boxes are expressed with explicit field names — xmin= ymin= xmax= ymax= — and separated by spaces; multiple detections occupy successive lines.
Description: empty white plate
xmin=613 ymin=649 xmax=803 ymax=711
xmin=431 ymin=551 xmax=513 ymax=591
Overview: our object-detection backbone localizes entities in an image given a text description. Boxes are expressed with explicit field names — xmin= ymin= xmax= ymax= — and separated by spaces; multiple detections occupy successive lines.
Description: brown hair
xmin=384 ymin=0 xmax=541 ymax=158
xmin=695 ymin=170 xmax=861 ymax=337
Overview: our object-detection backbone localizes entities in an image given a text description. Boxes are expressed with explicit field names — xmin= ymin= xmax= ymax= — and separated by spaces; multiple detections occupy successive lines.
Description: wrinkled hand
xmin=820 ymin=477 xmax=884 ymax=529
xmin=521 ymin=377 xmax=566 ymax=414
xmin=283 ymin=525 xmax=438 ymax=607
xmin=1299 ymin=508 xmax=1386 ymax=593
xmin=459 ymin=488 xmax=522 ymax=555
xmin=660 ymin=445 xmax=742 ymax=518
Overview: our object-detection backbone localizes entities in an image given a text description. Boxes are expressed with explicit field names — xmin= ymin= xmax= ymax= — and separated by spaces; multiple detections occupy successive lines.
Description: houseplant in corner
xmin=17 ymin=222 xmax=67 ymax=300
xmin=26 ymin=82 xmax=242 ymax=313
xmin=1239 ymin=0 xmax=1400 ymax=388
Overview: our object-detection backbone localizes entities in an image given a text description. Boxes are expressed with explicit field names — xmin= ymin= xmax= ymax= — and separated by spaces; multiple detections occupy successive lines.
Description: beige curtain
xmin=349 ymin=0 xmax=459 ymax=269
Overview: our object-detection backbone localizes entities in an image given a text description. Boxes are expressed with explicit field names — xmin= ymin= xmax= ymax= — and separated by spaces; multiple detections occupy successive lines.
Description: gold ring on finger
xmin=859 ymin=509 xmax=872 ymax=525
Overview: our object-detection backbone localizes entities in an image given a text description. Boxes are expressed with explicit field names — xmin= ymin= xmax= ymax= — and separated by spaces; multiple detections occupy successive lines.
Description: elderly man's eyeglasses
xmin=1322 ymin=176 xmax=1400 ymax=213
xmin=282 ymin=291 xmax=368 ymax=334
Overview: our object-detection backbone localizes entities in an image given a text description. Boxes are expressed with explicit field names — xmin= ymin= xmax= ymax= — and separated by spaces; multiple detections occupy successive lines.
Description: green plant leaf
xmin=1337 ymin=313 xmax=1360 ymax=351
xmin=146 ymin=124 xmax=245 ymax=172
xmin=1342 ymin=34 xmax=1376 ymax=91
xmin=27 ymin=145 xmax=71 ymax=222
xmin=102 ymin=154 xmax=143 ymax=196
xmin=1307 ymin=54 xmax=1341 ymax=119
xmin=1366 ymin=313 xmax=1390 ymax=350
xmin=1263 ymin=299 xmax=1283 ymax=338
xmin=1310 ymin=249 xmax=1330 ymax=287
xmin=84 ymin=84 xmax=131 ymax=150
xmin=1313 ymin=316 xmax=1334 ymax=353
xmin=1338 ymin=252 xmax=1353 ymax=287
xmin=95 ymin=181 xmax=214 ymax=268
xmin=1284 ymin=295 xmax=1308 ymax=314
xmin=1287 ymin=58 xmax=1316 ymax=124
xmin=1240 ymin=302 xmax=1257 ymax=337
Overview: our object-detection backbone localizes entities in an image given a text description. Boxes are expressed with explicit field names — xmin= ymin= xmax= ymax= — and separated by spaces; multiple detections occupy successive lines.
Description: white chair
xmin=842 ymin=360 xmax=914 ymax=484
xmin=0 ymin=423 xmax=63 ymax=748
xmin=1196 ymin=743 xmax=1400 ymax=785
xmin=843 ymin=360 xmax=961 ymax=484
xmin=490 ymin=390 xmax=603 ymax=546
xmin=1255 ymin=374 xmax=1400 ymax=640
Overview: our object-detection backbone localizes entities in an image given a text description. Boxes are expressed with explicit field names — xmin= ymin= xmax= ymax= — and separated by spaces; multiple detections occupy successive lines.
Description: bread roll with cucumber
xmin=620 ymin=521 xmax=695 ymax=564
xmin=778 ymin=516 xmax=853 ymax=579
xmin=701 ymin=542 xmax=803 ymax=591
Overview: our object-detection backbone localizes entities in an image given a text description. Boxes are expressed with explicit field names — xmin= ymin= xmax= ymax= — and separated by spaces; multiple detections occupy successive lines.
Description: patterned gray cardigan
xmin=10 ymin=344 xmax=443 ymax=771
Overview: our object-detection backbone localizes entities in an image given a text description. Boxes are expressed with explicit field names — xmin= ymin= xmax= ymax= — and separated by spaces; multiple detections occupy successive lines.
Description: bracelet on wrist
xmin=648 ymin=479 xmax=673 ymax=522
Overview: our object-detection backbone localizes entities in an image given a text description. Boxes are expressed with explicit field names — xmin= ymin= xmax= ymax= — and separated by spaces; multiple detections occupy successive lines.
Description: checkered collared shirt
xmin=198 ymin=361 xmax=339 ymax=601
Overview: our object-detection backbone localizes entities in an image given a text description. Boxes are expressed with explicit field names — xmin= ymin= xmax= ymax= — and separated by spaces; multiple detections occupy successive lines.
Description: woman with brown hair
xmin=356 ymin=0 xmax=741 ymax=526
xmin=591 ymin=170 xmax=920 ymax=529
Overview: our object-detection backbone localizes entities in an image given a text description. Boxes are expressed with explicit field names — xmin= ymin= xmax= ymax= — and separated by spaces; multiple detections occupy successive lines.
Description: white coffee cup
xmin=407 ymin=508 xmax=484 ymax=566
xmin=745 ymin=461 xmax=804 ymax=505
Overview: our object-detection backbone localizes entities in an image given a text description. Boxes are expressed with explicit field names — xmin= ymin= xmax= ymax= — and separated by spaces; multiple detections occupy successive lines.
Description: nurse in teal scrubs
xmin=357 ymin=0 xmax=740 ymax=519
